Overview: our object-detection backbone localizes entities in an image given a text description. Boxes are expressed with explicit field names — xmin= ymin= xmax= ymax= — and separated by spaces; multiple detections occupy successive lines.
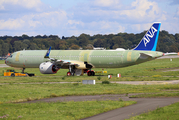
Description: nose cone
xmin=5 ymin=58 xmax=8 ymax=65
xmin=5 ymin=57 xmax=11 ymax=66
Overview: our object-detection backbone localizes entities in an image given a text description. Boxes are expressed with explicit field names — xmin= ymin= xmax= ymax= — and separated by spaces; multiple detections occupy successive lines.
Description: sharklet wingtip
xmin=44 ymin=46 xmax=51 ymax=58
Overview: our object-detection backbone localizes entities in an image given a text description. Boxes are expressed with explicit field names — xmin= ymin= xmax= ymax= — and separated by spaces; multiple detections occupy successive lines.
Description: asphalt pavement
xmin=22 ymin=94 xmax=179 ymax=120
xmin=0 ymin=64 xmax=9 ymax=68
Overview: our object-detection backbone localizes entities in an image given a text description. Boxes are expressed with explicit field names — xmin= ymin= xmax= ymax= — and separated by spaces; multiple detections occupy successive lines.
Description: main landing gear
xmin=22 ymin=68 xmax=25 ymax=73
xmin=87 ymin=70 xmax=95 ymax=76
xmin=67 ymin=65 xmax=75 ymax=76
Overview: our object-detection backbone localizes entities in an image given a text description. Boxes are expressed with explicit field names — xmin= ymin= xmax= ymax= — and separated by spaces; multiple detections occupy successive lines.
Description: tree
xmin=94 ymin=39 xmax=104 ymax=47
xmin=59 ymin=40 xmax=68 ymax=50
xmin=29 ymin=43 xmax=39 ymax=50
xmin=0 ymin=44 xmax=2 ymax=56
xmin=70 ymin=44 xmax=80 ymax=50
xmin=86 ymin=44 xmax=94 ymax=49
xmin=78 ymin=34 xmax=89 ymax=47
xmin=14 ymin=41 xmax=27 ymax=51
xmin=110 ymin=36 xmax=125 ymax=49
xmin=22 ymin=34 xmax=29 ymax=39
xmin=2 ymin=43 xmax=9 ymax=56
xmin=170 ymin=45 xmax=178 ymax=52
xmin=112 ymin=44 xmax=119 ymax=49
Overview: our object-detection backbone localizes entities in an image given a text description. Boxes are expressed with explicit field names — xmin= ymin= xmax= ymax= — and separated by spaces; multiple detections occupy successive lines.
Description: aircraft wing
xmin=55 ymin=60 xmax=80 ymax=67
xmin=44 ymin=47 xmax=85 ymax=69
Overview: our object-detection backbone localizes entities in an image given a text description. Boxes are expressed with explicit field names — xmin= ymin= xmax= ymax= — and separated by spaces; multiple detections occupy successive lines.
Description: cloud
xmin=92 ymin=0 xmax=122 ymax=8
xmin=0 ymin=0 xmax=43 ymax=11
xmin=68 ymin=0 xmax=168 ymax=35
xmin=0 ymin=0 xmax=68 ymax=36
xmin=120 ymin=0 xmax=164 ymax=22
xmin=65 ymin=20 xmax=126 ymax=36
xmin=71 ymin=0 xmax=166 ymax=24
xmin=0 ymin=0 xmax=178 ymax=37
xmin=0 ymin=11 xmax=67 ymax=29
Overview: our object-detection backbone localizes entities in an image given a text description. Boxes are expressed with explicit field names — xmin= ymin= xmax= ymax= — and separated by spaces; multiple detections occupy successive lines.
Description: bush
xmin=102 ymin=80 xmax=110 ymax=84
xmin=62 ymin=76 xmax=65 ymax=80
xmin=73 ymin=83 xmax=79 ymax=86
xmin=26 ymin=97 xmax=32 ymax=101
xmin=97 ymin=76 xmax=101 ymax=80
xmin=50 ymin=93 xmax=58 ymax=97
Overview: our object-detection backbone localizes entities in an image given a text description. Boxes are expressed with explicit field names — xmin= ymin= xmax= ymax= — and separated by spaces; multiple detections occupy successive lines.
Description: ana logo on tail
xmin=143 ymin=26 xmax=157 ymax=47
xmin=133 ymin=22 xmax=161 ymax=51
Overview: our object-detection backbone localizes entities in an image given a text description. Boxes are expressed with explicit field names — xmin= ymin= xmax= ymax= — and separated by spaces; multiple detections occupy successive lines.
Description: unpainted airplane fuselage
xmin=6 ymin=49 xmax=163 ymax=69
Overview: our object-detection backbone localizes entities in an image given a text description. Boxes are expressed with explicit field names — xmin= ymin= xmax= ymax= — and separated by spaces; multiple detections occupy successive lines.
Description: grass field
xmin=128 ymin=102 xmax=179 ymax=120
xmin=0 ymin=100 xmax=136 ymax=120
xmin=0 ymin=60 xmax=5 ymax=64
xmin=0 ymin=58 xmax=179 ymax=120
xmin=1 ymin=58 xmax=179 ymax=82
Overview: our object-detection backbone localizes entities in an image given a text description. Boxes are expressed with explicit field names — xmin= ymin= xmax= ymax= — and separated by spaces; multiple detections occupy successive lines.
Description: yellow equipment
xmin=4 ymin=69 xmax=31 ymax=77
xmin=95 ymin=71 xmax=107 ymax=73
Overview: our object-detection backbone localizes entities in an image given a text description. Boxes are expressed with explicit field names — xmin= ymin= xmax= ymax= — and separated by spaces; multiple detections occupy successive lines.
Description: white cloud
xmin=0 ymin=10 xmax=68 ymax=36
xmin=0 ymin=0 xmax=178 ymax=37
xmin=130 ymin=23 xmax=152 ymax=32
xmin=0 ymin=0 xmax=43 ymax=11
xmin=120 ymin=0 xmax=163 ymax=22
xmin=0 ymin=19 xmax=25 ymax=30
xmin=162 ymin=22 xmax=179 ymax=34
xmin=92 ymin=0 xmax=121 ymax=8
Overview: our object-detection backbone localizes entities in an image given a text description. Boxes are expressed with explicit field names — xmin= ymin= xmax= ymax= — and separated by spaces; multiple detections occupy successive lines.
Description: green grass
xmin=1 ymin=58 xmax=179 ymax=82
xmin=0 ymin=100 xmax=136 ymax=120
xmin=128 ymin=102 xmax=179 ymax=120
xmin=1 ymin=58 xmax=179 ymax=119
xmin=0 ymin=83 xmax=179 ymax=103
xmin=130 ymin=92 xmax=179 ymax=98
xmin=0 ymin=60 xmax=5 ymax=64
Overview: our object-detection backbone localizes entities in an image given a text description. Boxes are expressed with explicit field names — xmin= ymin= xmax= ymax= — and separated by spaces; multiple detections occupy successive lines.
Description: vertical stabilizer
xmin=133 ymin=22 xmax=161 ymax=51
xmin=44 ymin=46 xmax=51 ymax=58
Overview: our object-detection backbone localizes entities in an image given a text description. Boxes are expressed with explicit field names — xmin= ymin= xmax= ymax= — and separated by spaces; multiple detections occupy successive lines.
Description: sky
xmin=0 ymin=0 xmax=178 ymax=37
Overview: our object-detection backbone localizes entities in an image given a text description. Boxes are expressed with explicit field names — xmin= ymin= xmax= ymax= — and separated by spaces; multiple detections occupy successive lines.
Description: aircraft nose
xmin=5 ymin=58 xmax=10 ymax=65
xmin=5 ymin=59 xmax=8 ymax=65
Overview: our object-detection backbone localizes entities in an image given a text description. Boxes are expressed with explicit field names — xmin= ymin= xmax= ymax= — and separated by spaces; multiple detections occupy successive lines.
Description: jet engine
xmin=39 ymin=62 xmax=59 ymax=74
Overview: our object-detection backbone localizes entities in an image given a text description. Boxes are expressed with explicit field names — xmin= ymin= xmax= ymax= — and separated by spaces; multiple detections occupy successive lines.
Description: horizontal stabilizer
xmin=140 ymin=53 xmax=152 ymax=59
xmin=163 ymin=52 xmax=178 ymax=56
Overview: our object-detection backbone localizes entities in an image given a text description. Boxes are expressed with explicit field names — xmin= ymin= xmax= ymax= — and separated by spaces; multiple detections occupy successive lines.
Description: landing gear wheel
xmin=11 ymin=73 xmax=15 ymax=77
xmin=67 ymin=72 xmax=71 ymax=76
xmin=91 ymin=71 xmax=95 ymax=76
xmin=71 ymin=72 xmax=75 ymax=76
xmin=87 ymin=71 xmax=91 ymax=76
xmin=87 ymin=71 xmax=95 ymax=76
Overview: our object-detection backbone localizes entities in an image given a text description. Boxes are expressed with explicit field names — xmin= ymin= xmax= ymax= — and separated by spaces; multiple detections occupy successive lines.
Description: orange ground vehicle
xmin=3 ymin=69 xmax=34 ymax=77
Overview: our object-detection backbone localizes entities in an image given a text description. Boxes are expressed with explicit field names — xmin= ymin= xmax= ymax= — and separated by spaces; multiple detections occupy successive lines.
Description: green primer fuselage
xmin=6 ymin=50 xmax=163 ymax=69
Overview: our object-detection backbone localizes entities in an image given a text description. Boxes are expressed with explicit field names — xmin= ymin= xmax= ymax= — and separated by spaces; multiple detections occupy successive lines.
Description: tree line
xmin=0 ymin=30 xmax=179 ymax=56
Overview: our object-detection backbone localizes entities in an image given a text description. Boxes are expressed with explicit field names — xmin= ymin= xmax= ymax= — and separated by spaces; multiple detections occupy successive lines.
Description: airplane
xmin=5 ymin=22 xmax=163 ymax=76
